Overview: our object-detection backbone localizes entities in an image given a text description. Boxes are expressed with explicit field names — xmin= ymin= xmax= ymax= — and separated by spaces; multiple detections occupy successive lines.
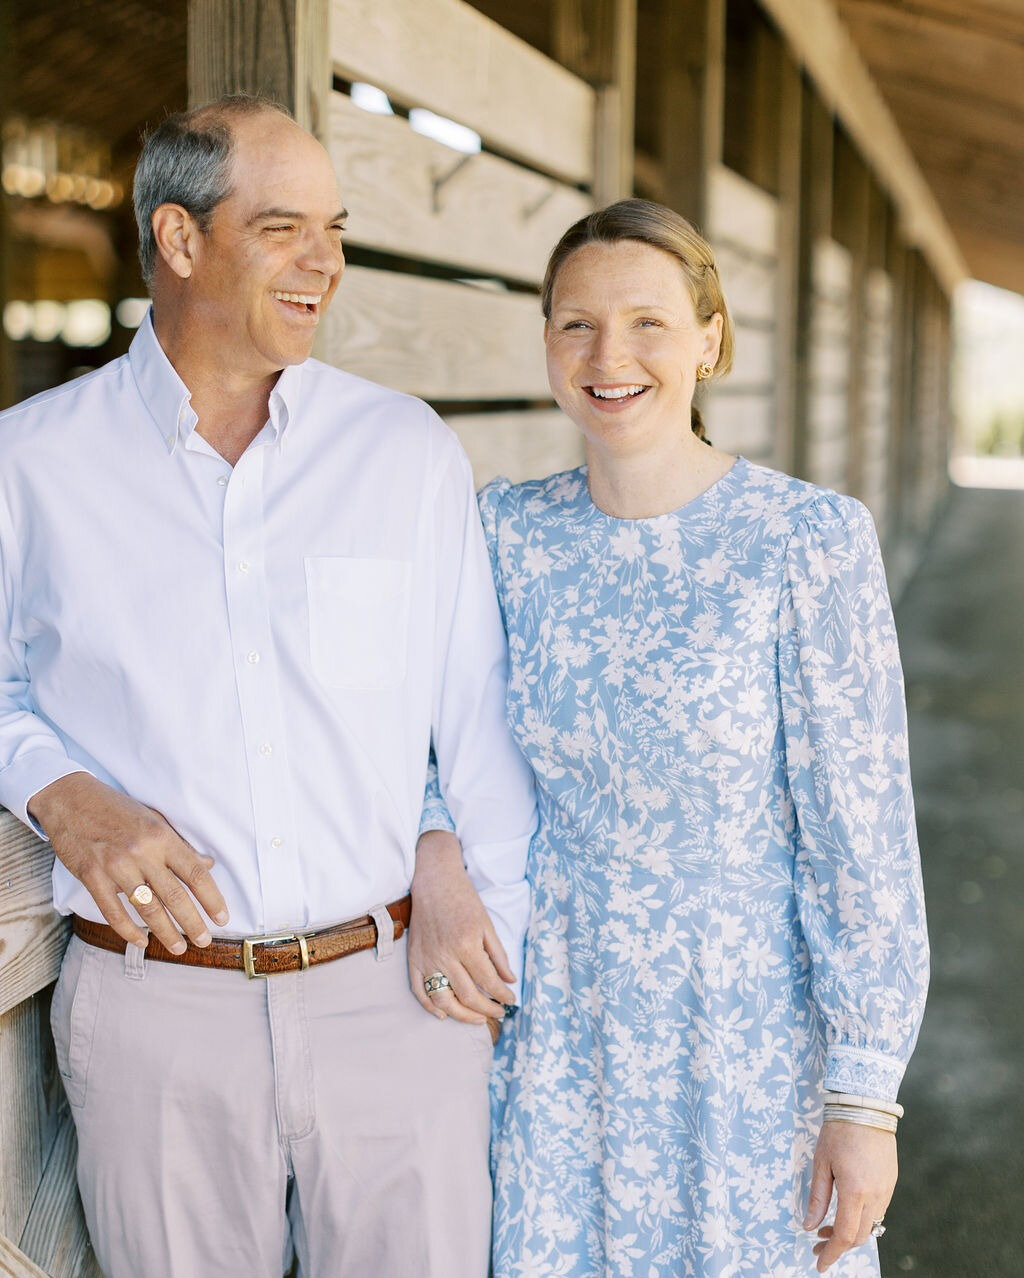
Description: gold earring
xmin=696 ymin=362 xmax=714 ymax=381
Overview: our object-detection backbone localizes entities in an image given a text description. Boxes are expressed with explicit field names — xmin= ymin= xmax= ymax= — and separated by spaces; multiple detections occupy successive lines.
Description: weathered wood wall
xmin=321 ymin=0 xmax=597 ymax=484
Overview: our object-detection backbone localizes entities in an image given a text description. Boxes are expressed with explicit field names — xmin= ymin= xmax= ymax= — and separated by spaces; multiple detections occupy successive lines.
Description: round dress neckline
xmin=576 ymin=454 xmax=746 ymax=527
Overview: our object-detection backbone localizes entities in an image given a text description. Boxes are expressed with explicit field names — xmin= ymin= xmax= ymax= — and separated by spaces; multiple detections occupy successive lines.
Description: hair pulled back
xmin=541 ymin=198 xmax=734 ymax=441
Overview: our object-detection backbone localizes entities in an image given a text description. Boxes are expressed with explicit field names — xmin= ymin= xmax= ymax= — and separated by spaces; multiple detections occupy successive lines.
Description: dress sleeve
xmin=418 ymin=749 xmax=456 ymax=837
xmin=778 ymin=493 xmax=929 ymax=1101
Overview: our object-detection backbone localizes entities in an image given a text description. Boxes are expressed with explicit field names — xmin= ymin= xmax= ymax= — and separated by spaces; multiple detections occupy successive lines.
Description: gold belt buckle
xmin=242 ymin=930 xmax=311 ymax=979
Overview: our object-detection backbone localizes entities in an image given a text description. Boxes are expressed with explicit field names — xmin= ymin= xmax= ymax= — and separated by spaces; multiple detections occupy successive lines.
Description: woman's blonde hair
xmin=541 ymin=199 xmax=734 ymax=440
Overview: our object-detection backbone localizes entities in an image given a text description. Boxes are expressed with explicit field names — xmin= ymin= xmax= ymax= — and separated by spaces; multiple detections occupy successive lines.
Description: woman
xmin=420 ymin=199 xmax=928 ymax=1277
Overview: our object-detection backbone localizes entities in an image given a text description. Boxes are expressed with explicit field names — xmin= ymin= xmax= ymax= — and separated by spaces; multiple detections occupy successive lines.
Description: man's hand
xmin=408 ymin=829 xmax=516 ymax=1027
xmin=29 ymin=772 xmax=228 ymax=953
xmin=803 ymin=1120 xmax=897 ymax=1273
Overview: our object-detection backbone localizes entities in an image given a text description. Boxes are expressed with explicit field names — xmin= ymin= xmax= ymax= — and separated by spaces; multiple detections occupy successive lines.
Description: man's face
xmin=186 ymin=112 xmax=346 ymax=377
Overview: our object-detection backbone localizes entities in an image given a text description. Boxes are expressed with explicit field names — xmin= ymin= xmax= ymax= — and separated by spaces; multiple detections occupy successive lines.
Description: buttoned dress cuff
xmin=824 ymin=1044 xmax=907 ymax=1104
xmin=0 ymin=753 xmax=94 ymax=839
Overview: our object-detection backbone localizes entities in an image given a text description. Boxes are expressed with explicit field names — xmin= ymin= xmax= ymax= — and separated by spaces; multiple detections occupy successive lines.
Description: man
xmin=0 ymin=96 xmax=536 ymax=1278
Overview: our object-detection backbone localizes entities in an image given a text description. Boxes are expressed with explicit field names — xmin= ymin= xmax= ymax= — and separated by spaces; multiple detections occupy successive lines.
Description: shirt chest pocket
xmin=305 ymin=556 xmax=411 ymax=691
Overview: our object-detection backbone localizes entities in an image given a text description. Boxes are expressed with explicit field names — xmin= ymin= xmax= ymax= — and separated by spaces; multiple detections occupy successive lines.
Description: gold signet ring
xmin=129 ymin=884 xmax=154 ymax=908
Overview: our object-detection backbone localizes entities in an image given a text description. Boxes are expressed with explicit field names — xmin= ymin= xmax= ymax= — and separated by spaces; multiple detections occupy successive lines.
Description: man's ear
xmin=151 ymin=204 xmax=200 ymax=280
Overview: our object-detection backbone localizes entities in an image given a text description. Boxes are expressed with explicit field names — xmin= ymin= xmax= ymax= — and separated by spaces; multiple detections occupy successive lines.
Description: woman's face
xmin=544 ymin=239 xmax=722 ymax=459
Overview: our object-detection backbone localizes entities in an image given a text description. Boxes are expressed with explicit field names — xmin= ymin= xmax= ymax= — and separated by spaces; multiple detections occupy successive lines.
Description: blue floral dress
xmin=424 ymin=458 xmax=928 ymax=1277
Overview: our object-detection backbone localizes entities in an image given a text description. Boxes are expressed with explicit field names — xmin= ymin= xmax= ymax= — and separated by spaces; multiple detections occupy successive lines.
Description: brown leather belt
xmin=72 ymin=895 xmax=412 ymax=979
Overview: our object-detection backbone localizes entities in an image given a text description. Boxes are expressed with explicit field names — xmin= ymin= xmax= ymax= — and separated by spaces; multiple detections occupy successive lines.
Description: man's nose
xmin=298 ymin=229 xmax=345 ymax=279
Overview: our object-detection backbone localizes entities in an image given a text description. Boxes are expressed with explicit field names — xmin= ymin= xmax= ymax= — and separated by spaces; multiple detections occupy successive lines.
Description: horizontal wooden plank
xmin=321 ymin=267 xmax=548 ymax=400
xmin=19 ymin=1110 xmax=98 ymax=1278
xmin=707 ymin=165 xmax=779 ymax=259
xmin=443 ymin=410 xmax=583 ymax=489
xmin=0 ymin=813 xmax=68 ymax=1019
xmin=329 ymin=92 xmax=590 ymax=285
xmin=330 ymin=0 xmax=595 ymax=185
xmin=715 ymin=244 xmax=778 ymax=327
xmin=702 ymin=391 xmax=774 ymax=457
xmin=0 ymin=1234 xmax=49 ymax=1278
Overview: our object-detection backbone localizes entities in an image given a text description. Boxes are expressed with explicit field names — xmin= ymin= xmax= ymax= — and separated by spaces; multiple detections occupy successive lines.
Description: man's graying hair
xmin=133 ymin=94 xmax=293 ymax=289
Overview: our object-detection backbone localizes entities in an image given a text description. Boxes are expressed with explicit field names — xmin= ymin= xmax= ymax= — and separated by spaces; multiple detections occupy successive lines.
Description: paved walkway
xmin=882 ymin=482 xmax=1024 ymax=1277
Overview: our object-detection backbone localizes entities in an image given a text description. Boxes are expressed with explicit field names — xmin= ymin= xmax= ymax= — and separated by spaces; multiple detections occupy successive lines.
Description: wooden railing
xmin=0 ymin=810 xmax=98 ymax=1278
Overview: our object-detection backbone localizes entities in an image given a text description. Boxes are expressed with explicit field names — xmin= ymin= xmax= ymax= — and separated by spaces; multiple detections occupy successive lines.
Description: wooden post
xmin=657 ymin=0 xmax=726 ymax=227
xmin=771 ymin=39 xmax=802 ymax=474
xmin=834 ymin=136 xmax=871 ymax=500
xmin=554 ymin=0 xmax=637 ymax=205
xmin=792 ymin=85 xmax=833 ymax=480
xmin=187 ymin=0 xmax=330 ymax=140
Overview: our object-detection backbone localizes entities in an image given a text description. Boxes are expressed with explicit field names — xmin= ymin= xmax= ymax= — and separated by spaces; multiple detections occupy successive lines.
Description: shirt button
xmin=217 ymin=476 xmax=228 ymax=487
xmin=246 ymin=651 xmax=260 ymax=665
xmin=270 ymin=837 xmax=283 ymax=849
xmin=238 ymin=560 xmax=250 ymax=573
xmin=259 ymin=742 xmax=273 ymax=757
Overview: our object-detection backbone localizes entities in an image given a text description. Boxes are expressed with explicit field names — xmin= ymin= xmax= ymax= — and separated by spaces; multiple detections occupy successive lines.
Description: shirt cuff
xmin=825 ymin=1044 xmax=907 ymax=1103
xmin=474 ymin=879 xmax=530 ymax=1007
xmin=0 ymin=751 xmax=94 ymax=839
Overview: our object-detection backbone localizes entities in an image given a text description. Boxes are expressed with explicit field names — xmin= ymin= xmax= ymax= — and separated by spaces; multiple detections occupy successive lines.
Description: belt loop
xmin=369 ymin=904 xmax=395 ymax=962
xmin=124 ymin=937 xmax=147 ymax=980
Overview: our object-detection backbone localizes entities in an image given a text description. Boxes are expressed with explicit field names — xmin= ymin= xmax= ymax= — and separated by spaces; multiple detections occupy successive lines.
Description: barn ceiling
xmin=836 ymin=0 xmax=1024 ymax=295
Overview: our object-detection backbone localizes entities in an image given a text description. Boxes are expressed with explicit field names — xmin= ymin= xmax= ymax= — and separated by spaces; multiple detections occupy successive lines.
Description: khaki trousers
xmin=51 ymin=931 xmax=493 ymax=1278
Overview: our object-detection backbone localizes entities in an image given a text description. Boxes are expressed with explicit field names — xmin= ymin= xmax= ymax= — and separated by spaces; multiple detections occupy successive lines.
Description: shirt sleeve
xmin=427 ymin=441 xmax=536 ymax=995
xmin=0 ymin=520 xmax=90 ymax=834
xmin=778 ymin=493 xmax=929 ymax=1101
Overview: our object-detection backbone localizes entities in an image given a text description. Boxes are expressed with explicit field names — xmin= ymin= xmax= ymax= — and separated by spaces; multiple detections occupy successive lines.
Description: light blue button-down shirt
xmin=0 ymin=314 xmax=536 ymax=974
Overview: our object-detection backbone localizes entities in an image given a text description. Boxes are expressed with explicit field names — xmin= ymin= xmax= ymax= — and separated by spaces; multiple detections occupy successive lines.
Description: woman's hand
xmin=803 ymin=1121 xmax=897 ymax=1273
xmin=408 ymin=829 xmax=516 ymax=1026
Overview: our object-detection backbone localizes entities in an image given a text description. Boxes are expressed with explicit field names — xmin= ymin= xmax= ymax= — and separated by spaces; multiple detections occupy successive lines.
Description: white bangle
xmin=825 ymin=1091 xmax=904 ymax=1119
xmin=823 ymin=1105 xmax=899 ymax=1134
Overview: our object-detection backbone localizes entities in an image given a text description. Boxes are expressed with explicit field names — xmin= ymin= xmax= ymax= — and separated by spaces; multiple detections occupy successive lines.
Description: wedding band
xmin=128 ymin=884 xmax=154 ymax=908
xmin=424 ymin=972 xmax=452 ymax=995
xmin=870 ymin=1220 xmax=886 ymax=1238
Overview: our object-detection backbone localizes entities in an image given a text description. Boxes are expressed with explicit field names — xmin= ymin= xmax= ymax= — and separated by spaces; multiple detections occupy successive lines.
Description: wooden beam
xmin=658 ymin=0 xmax=726 ymax=227
xmin=0 ymin=1234 xmax=49 ymax=1278
xmin=553 ymin=0 xmax=637 ymax=204
xmin=0 ymin=813 xmax=68 ymax=1019
xmin=330 ymin=0 xmax=595 ymax=187
xmin=772 ymin=47 xmax=802 ymax=473
xmin=188 ymin=0 xmax=331 ymax=138
xmin=834 ymin=136 xmax=872 ymax=499
xmin=757 ymin=0 xmax=967 ymax=294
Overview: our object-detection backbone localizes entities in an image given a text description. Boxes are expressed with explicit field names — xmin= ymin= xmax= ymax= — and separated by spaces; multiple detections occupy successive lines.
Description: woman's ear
xmin=702 ymin=311 xmax=724 ymax=366
xmin=151 ymin=204 xmax=198 ymax=281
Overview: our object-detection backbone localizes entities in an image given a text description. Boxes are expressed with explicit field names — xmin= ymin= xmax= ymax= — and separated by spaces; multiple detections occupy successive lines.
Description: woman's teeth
xmin=589 ymin=385 xmax=647 ymax=399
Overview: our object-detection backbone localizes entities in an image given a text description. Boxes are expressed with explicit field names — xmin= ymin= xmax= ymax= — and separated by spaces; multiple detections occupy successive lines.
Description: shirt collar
xmin=128 ymin=309 xmax=307 ymax=454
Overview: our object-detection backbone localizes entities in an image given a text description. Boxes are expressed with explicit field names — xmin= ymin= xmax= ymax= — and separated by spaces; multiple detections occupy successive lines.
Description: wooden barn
xmin=1 ymin=1 xmax=1022 ymax=1273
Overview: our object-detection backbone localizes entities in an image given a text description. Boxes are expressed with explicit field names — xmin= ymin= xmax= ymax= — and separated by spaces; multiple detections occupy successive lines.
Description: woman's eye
xmin=563 ymin=320 xmax=590 ymax=331
xmin=637 ymin=318 xmax=661 ymax=328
